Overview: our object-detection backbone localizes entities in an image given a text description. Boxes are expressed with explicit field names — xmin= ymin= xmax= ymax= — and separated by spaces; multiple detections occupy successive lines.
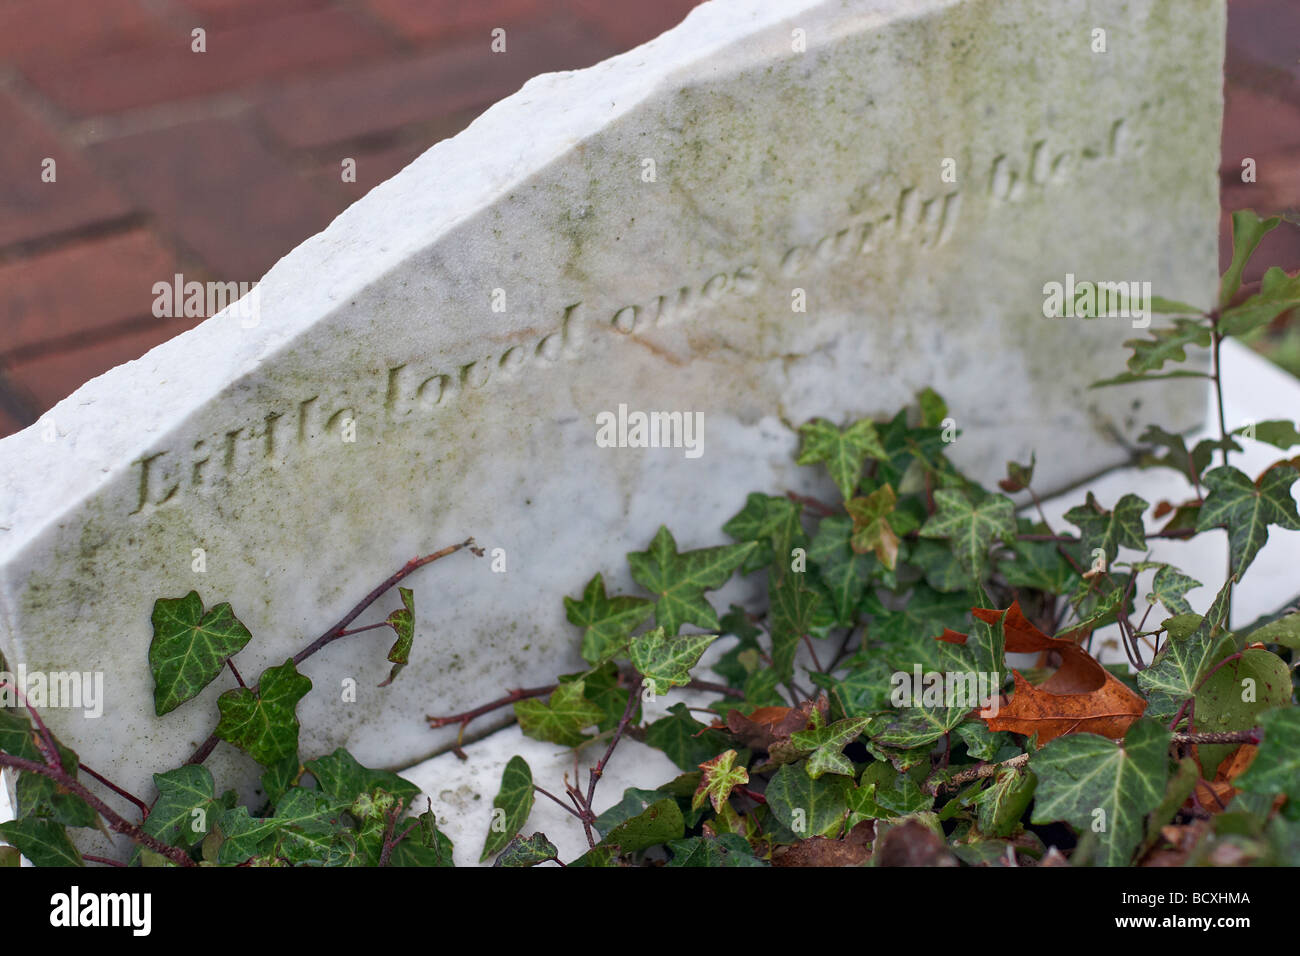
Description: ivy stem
xmin=77 ymin=762 xmax=150 ymax=821
xmin=534 ymin=784 xmax=585 ymax=820
xmin=581 ymin=673 xmax=644 ymax=849
xmin=225 ymin=657 xmax=246 ymax=689
xmin=0 ymin=754 xmax=196 ymax=866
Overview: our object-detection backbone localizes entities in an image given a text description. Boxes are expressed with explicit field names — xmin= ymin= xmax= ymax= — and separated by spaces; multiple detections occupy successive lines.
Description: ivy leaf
xmin=377 ymin=587 xmax=415 ymax=687
xmin=304 ymin=748 xmax=419 ymax=805
xmin=1193 ymin=648 xmax=1291 ymax=775
xmin=917 ymin=387 xmax=948 ymax=428
xmin=1234 ymin=419 xmax=1300 ymax=450
xmin=513 ymin=680 xmax=603 ymax=747
xmin=599 ymin=798 xmax=684 ymax=854
xmin=796 ymin=417 xmax=887 ymax=500
xmin=1000 ymin=535 xmax=1077 ymax=595
xmin=1238 ymin=709 xmax=1300 ymax=802
xmin=919 ymin=489 xmax=1017 ymax=578
xmin=481 ymin=756 xmax=535 ymax=861
xmin=1245 ymin=611 xmax=1300 ymax=649
xmin=666 ymin=833 xmax=766 ymax=867
xmin=148 ymin=592 xmax=253 ymax=715
xmin=564 ymin=574 xmax=654 ymax=664
xmin=767 ymin=570 xmax=823 ymax=682
xmin=973 ymin=768 xmax=1037 ymax=838
xmin=645 ymin=703 xmax=732 ymax=771
xmin=998 ymin=453 xmax=1036 ymax=493
xmin=791 ymin=716 xmax=873 ymax=779
xmin=1220 ymin=209 xmax=1282 ymax=309
xmin=627 ymin=526 xmax=757 ymax=635
xmin=595 ymin=788 xmax=667 ymax=834
xmin=0 ymin=711 xmax=96 ymax=828
xmin=0 ymin=818 xmax=82 ymax=867
xmin=141 ymin=765 xmax=217 ymax=852
xmin=722 ymin=493 xmax=806 ymax=575
xmin=766 ymin=763 xmax=851 ymax=838
xmin=494 ymin=832 xmax=558 ymax=867
xmin=1147 ymin=565 xmax=1201 ymax=617
xmin=389 ymin=809 xmax=455 ymax=868
xmin=215 ymin=659 xmax=312 ymax=766
xmin=808 ymin=516 xmax=875 ymax=625
xmin=1030 ymin=718 xmax=1169 ymax=867
xmin=693 ymin=750 xmax=749 ymax=812
xmin=1118 ymin=318 xmax=1212 ymax=374
xmin=630 ymin=627 xmax=717 ymax=695
xmin=1138 ymin=578 xmax=1235 ymax=721
xmin=267 ymin=787 xmax=349 ymax=865
xmin=1063 ymin=492 xmax=1148 ymax=565
xmin=846 ymin=484 xmax=900 ymax=569
xmin=1196 ymin=465 xmax=1300 ymax=575
xmin=1220 ymin=266 xmax=1300 ymax=336
xmin=216 ymin=806 xmax=284 ymax=864
xmin=871 ymin=584 xmax=976 ymax=646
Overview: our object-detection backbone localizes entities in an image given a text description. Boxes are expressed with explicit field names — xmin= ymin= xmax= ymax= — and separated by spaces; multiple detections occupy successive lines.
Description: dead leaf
xmin=873 ymin=819 xmax=957 ymax=867
xmin=771 ymin=821 xmax=874 ymax=867
xmin=945 ymin=602 xmax=1145 ymax=743
xmin=724 ymin=696 xmax=825 ymax=752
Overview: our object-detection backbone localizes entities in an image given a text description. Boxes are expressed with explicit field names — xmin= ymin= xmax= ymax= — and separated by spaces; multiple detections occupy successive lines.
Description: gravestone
xmin=0 ymin=0 xmax=1224 ymax=847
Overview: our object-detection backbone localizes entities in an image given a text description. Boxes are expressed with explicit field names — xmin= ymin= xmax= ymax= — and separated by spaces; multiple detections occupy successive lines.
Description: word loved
xmin=0 ymin=666 xmax=103 ymax=718
xmin=889 ymin=666 xmax=1001 ymax=717
xmin=1042 ymin=273 xmax=1153 ymax=329
xmin=595 ymin=404 xmax=704 ymax=459
xmin=50 ymin=887 xmax=151 ymax=936
xmin=152 ymin=273 xmax=260 ymax=326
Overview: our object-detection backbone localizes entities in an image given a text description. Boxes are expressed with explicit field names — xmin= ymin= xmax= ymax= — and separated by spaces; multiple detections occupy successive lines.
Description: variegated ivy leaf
xmin=1147 ymin=565 xmax=1201 ymax=616
xmin=1063 ymin=492 xmax=1148 ymax=565
xmin=630 ymin=627 xmax=717 ymax=695
xmin=918 ymin=489 xmax=1017 ymax=579
xmin=627 ymin=526 xmax=756 ymax=635
xmin=563 ymin=573 xmax=654 ymax=664
xmin=722 ymin=492 xmax=806 ymax=576
xmin=791 ymin=716 xmax=873 ymax=779
xmin=494 ymin=833 xmax=559 ymax=867
xmin=796 ymin=417 xmax=888 ymax=501
xmin=513 ymin=680 xmax=603 ymax=747
xmin=846 ymin=484 xmax=900 ymax=569
xmin=1196 ymin=464 xmax=1300 ymax=576
xmin=481 ymin=755 xmax=534 ymax=861
xmin=1137 ymin=578 xmax=1235 ymax=721
xmin=1237 ymin=708 xmax=1300 ymax=802
xmin=215 ymin=659 xmax=311 ymax=766
xmin=378 ymin=586 xmax=414 ymax=687
xmin=692 ymin=750 xmax=749 ymax=812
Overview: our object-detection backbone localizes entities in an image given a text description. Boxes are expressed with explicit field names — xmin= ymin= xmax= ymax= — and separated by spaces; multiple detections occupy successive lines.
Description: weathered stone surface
xmin=0 ymin=0 xmax=1223 ymax=840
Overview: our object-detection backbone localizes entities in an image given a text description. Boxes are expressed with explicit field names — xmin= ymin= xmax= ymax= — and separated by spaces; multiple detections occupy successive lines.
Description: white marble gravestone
xmin=0 ymin=0 xmax=1224 ymax=837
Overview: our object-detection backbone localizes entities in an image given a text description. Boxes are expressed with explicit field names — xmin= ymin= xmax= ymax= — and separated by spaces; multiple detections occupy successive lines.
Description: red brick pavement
xmin=0 ymin=0 xmax=1296 ymax=437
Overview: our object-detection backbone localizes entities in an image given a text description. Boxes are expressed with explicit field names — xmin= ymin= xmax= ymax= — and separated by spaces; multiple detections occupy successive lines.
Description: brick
xmin=567 ymin=0 xmax=704 ymax=50
xmin=1226 ymin=0 xmax=1300 ymax=90
xmin=23 ymin=8 xmax=393 ymax=116
xmin=0 ymin=91 xmax=134 ymax=252
xmin=0 ymin=0 xmax=171 ymax=70
xmin=89 ymin=117 xmax=338 ymax=279
xmin=1221 ymin=85 xmax=1300 ymax=172
xmin=308 ymin=136 xmax=455 ymax=206
xmin=173 ymin=0 xmax=330 ymax=30
xmin=257 ymin=19 xmax=613 ymax=149
xmin=0 ymin=386 xmax=30 ymax=439
xmin=362 ymin=0 xmax=544 ymax=44
xmin=4 ymin=318 xmax=199 ymax=414
xmin=0 ymin=230 xmax=178 ymax=358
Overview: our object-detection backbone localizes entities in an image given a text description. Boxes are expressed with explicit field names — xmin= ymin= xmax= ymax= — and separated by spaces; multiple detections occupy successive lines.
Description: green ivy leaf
xmin=808 ymin=516 xmax=875 ymax=625
xmin=917 ymin=388 xmax=948 ymax=428
xmin=722 ymin=493 xmax=806 ymax=576
xmin=630 ymin=627 xmax=717 ymax=695
xmin=796 ymin=417 xmax=888 ymax=500
xmin=1030 ymin=718 xmax=1170 ymax=867
xmin=1193 ymin=648 xmax=1291 ymax=775
xmin=1138 ymin=578 xmax=1235 ymax=721
xmin=1245 ymin=611 xmax=1300 ymax=649
xmin=564 ymin=573 xmax=654 ymax=664
xmin=644 ymin=703 xmax=732 ymax=771
xmin=919 ymin=489 xmax=1017 ymax=578
xmin=627 ymin=526 xmax=756 ymax=635
xmin=765 ymin=763 xmax=851 ymax=838
xmin=378 ymin=587 xmax=414 ymax=687
xmin=304 ymin=748 xmax=420 ymax=805
xmin=791 ymin=716 xmax=872 ymax=779
xmin=1136 ymin=425 xmax=1238 ymax=482
xmin=215 ymin=659 xmax=311 ymax=766
xmin=600 ymin=797 xmax=684 ymax=853
xmin=389 ymin=808 xmax=455 ymax=867
xmin=1063 ymin=492 xmax=1148 ymax=565
xmin=1118 ymin=318 xmax=1212 ymax=374
xmin=216 ymin=806 xmax=284 ymax=864
xmin=267 ymin=787 xmax=349 ymax=865
xmin=1238 ymin=708 xmax=1300 ymax=802
xmin=0 ymin=711 xmax=96 ymax=828
xmin=494 ymin=832 xmax=558 ymax=867
xmin=871 ymin=584 xmax=976 ymax=646
xmin=666 ymin=833 xmax=766 ymax=867
xmin=1220 ymin=209 xmax=1281 ymax=308
xmin=1196 ymin=465 xmax=1300 ymax=575
xmin=1220 ymin=266 xmax=1300 ymax=336
xmin=148 ymin=592 xmax=253 ymax=715
xmin=481 ymin=756 xmax=534 ymax=861
xmin=693 ymin=750 xmax=749 ymax=812
xmin=595 ymin=788 xmax=667 ymax=835
xmin=141 ymin=765 xmax=217 ymax=852
xmin=1233 ymin=419 xmax=1300 ymax=451
xmin=1148 ymin=565 xmax=1201 ymax=617
xmin=513 ymin=680 xmax=603 ymax=747
xmin=0 ymin=818 xmax=82 ymax=867
xmin=1000 ymin=535 xmax=1077 ymax=595
xmin=973 ymin=768 xmax=1037 ymax=838
xmin=767 ymin=569 xmax=823 ymax=682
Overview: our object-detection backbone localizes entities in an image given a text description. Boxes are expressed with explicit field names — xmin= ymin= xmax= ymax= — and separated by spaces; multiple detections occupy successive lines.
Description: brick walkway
xmin=1 ymin=0 xmax=1296 ymax=438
